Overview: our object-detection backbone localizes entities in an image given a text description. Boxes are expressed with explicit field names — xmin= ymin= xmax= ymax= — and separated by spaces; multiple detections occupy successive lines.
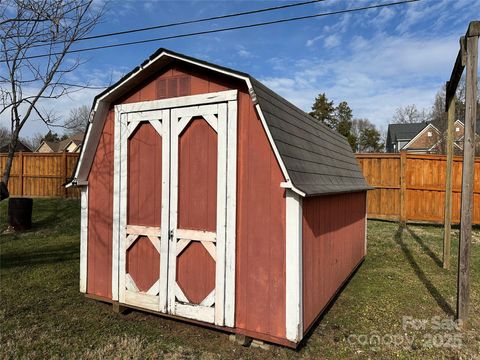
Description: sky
xmin=3 ymin=0 xmax=480 ymax=138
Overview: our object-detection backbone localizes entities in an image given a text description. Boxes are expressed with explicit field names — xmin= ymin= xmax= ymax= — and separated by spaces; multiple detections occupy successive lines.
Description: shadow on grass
xmin=0 ymin=243 xmax=79 ymax=269
xmin=394 ymin=224 xmax=454 ymax=316
xmin=32 ymin=201 xmax=79 ymax=232
xmin=297 ymin=259 xmax=365 ymax=351
xmin=406 ymin=226 xmax=443 ymax=268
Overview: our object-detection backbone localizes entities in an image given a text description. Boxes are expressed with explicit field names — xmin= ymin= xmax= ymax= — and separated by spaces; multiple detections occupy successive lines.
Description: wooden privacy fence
xmin=2 ymin=151 xmax=479 ymax=224
xmin=0 ymin=152 xmax=80 ymax=199
xmin=356 ymin=153 xmax=480 ymax=225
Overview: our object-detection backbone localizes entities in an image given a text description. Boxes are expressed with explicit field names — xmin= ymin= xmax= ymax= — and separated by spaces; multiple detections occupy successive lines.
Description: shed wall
xmin=87 ymin=111 xmax=114 ymax=298
xmin=302 ymin=191 xmax=366 ymax=332
xmin=86 ymin=62 xmax=286 ymax=338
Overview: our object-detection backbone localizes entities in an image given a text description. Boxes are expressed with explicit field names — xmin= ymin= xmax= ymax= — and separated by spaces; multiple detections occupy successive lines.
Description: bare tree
xmin=23 ymin=132 xmax=44 ymax=151
xmin=392 ymin=104 xmax=429 ymax=124
xmin=63 ymin=104 xmax=90 ymax=135
xmin=0 ymin=0 xmax=103 ymax=188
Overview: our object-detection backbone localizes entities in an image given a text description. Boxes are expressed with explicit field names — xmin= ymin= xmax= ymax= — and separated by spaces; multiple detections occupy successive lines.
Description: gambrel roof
xmin=71 ymin=48 xmax=371 ymax=196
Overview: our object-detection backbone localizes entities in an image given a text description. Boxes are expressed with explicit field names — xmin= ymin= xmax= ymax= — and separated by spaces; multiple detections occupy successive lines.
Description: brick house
xmin=386 ymin=120 xmax=480 ymax=155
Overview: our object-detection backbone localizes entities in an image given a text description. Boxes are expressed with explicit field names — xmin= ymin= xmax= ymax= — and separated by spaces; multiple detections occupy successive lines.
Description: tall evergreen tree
xmin=309 ymin=93 xmax=335 ymax=127
xmin=335 ymin=101 xmax=356 ymax=150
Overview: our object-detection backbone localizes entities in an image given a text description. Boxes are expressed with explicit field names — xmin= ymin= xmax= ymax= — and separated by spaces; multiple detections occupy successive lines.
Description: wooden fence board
xmin=356 ymin=153 xmax=480 ymax=225
xmin=0 ymin=152 xmax=80 ymax=199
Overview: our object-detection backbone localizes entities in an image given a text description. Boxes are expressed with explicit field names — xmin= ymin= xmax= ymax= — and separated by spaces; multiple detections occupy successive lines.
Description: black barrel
xmin=8 ymin=198 xmax=33 ymax=230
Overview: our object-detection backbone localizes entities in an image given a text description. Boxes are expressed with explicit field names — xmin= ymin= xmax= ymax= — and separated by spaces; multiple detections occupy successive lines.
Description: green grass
xmin=1 ymin=198 xmax=479 ymax=359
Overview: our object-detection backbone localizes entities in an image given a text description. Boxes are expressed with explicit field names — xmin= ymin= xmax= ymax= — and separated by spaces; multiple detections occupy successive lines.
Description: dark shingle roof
xmin=387 ymin=122 xmax=428 ymax=143
xmin=0 ymin=140 xmax=32 ymax=153
xmin=250 ymin=78 xmax=371 ymax=195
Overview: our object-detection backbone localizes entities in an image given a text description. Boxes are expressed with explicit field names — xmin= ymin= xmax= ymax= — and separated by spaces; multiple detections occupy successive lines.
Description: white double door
xmin=113 ymin=91 xmax=237 ymax=327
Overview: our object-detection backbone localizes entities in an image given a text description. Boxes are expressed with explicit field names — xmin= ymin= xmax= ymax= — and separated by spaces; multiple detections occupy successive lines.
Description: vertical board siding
xmin=302 ymin=192 xmax=366 ymax=332
xmin=87 ymin=111 xmax=114 ymax=299
xmin=86 ymin=62 xmax=286 ymax=337
xmin=235 ymin=90 xmax=286 ymax=339
xmin=127 ymin=122 xmax=162 ymax=226
xmin=176 ymin=241 xmax=216 ymax=304
xmin=126 ymin=236 xmax=160 ymax=292
xmin=0 ymin=153 xmax=80 ymax=198
xmin=177 ymin=119 xmax=218 ymax=232
xmin=176 ymin=117 xmax=217 ymax=305
xmin=357 ymin=153 xmax=480 ymax=224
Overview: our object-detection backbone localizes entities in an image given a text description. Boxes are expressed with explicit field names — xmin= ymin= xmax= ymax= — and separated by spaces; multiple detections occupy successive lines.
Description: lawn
xmin=1 ymin=198 xmax=479 ymax=359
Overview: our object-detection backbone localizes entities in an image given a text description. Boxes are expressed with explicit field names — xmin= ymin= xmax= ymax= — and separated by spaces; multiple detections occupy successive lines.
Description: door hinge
xmin=169 ymin=229 xmax=174 ymax=241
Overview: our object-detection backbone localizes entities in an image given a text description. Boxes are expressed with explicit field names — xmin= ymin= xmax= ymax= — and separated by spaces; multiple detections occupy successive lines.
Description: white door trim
xmin=114 ymin=105 xmax=169 ymax=312
xmin=168 ymin=102 xmax=229 ymax=325
xmin=224 ymin=99 xmax=237 ymax=328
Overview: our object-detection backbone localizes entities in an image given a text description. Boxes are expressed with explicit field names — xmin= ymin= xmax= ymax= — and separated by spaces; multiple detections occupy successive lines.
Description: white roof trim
xmin=402 ymin=123 xmax=440 ymax=150
xmin=280 ymin=181 xmax=306 ymax=197
xmin=69 ymin=51 xmax=293 ymax=193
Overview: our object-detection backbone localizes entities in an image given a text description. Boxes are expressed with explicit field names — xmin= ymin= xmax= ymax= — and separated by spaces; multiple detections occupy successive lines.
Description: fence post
xmin=443 ymin=94 xmax=455 ymax=270
xmin=62 ymin=151 xmax=68 ymax=198
xmin=400 ymin=151 xmax=407 ymax=225
xmin=457 ymin=28 xmax=478 ymax=324
xmin=19 ymin=151 xmax=24 ymax=197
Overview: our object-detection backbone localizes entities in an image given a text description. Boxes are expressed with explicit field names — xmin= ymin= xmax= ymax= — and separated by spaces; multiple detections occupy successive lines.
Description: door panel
xmin=119 ymin=111 xmax=170 ymax=312
xmin=177 ymin=118 xmax=217 ymax=232
xmin=168 ymin=104 xmax=227 ymax=325
xmin=127 ymin=123 xmax=162 ymax=226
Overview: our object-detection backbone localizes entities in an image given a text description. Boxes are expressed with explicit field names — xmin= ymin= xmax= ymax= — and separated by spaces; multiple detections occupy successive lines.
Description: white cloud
xmin=236 ymin=45 xmax=252 ymax=58
xmin=306 ymin=35 xmax=323 ymax=47
xmin=259 ymin=33 xmax=459 ymax=128
xmin=372 ymin=7 xmax=395 ymax=27
xmin=323 ymin=34 xmax=341 ymax=49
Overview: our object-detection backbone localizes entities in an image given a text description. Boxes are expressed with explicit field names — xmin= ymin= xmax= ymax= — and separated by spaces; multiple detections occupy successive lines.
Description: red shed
xmin=70 ymin=49 xmax=371 ymax=347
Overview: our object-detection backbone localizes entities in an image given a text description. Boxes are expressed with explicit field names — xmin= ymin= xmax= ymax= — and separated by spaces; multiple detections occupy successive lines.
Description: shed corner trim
xmin=285 ymin=189 xmax=303 ymax=342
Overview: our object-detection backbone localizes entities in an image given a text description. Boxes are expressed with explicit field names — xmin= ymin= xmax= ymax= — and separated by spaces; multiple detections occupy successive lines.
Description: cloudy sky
xmin=5 ymin=0 xmax=480 ymax=138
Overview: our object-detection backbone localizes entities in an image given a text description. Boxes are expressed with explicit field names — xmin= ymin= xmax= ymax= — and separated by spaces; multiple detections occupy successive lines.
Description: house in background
xmin=0 ymin=140 xmax=32 ymax=153
xmin=386 ymin=120 xmax=480 ymax=154
xmin=386 ymin=122 xmax=430 ymax=153
xmin=35 ymin=133 xmax=84 ymax=153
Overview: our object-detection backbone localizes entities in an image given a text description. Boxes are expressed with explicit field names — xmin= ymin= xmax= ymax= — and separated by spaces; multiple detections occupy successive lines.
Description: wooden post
xmin=400 ymin=151 xmax=407 ymax=225
xmin=62 ymin=151 xmax=68 ymax=198
xmin=19 ymin=151 xmax=24 ymax=197
xmin=457 ymin=31 xmax=478 ymax=323
xmin=443 ymin=94 xmax=455 ymax=270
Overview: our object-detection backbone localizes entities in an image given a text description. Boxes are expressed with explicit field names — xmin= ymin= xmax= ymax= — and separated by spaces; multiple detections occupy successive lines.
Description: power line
xmin=43 ymin=0 xmax=327 ymax=46
xmin=2 ymin=0 xmax=421 ymax=63
xmin=4 ymin=0 xmax=326 ymax=46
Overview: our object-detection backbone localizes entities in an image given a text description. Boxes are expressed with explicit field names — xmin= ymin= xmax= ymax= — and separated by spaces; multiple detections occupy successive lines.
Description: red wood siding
xmin=177 ymin=241 xmax=216 ymax=304
xmin=302 ymin=192 xmax=366 ymax=332
xmin=235 ymin=91 xmax=286 ymax=339
xmin=87 ymin=62 xmax=286 ymax=338
xmin=127 ymin=122 xmax=162 ymax=226
xmin=176 ymin=117 xmax=218 ymax=304
xmin=87 ymin=111 xmax=114 ymax=299
xmin=127 ymin=236 xmax=160 ymax=292
xmin=178 ymin=119 xmax=217 ymax=232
